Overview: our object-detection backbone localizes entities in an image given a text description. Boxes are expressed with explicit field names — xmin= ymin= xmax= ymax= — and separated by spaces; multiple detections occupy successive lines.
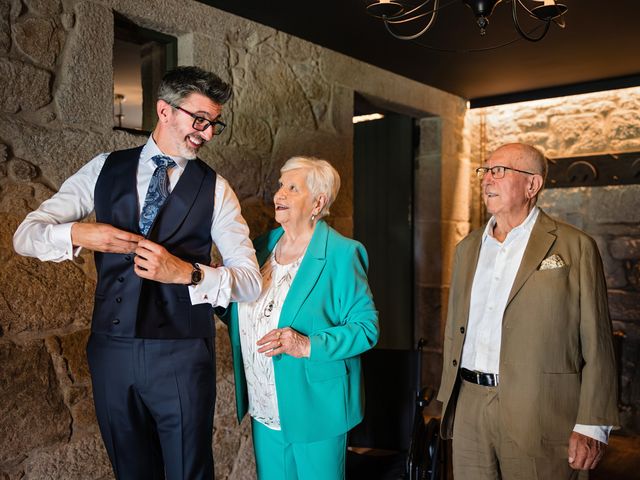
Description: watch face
xmin=191 ymin=268 xmax=203 ymax=284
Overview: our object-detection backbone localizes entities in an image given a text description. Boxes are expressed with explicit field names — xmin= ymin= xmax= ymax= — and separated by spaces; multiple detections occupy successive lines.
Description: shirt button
xmin=452 ymin=359 xmax=458 ymax=367
xmin=112 ymin=318 xmax=120 ymax=325
xmin=124 ymin=255 xmax=131 ymax=262
xmin=460 ymin=326 xmax=465 ymax=334
xmin=115 ymin=297 xmax=122 ymax=303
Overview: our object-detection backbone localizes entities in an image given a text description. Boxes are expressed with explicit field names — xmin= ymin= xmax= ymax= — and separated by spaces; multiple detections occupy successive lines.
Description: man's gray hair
xmin=281 ymin=156 xmax=341 ymax=219
xmin=157 ymin=66 xmax=232 ymax=107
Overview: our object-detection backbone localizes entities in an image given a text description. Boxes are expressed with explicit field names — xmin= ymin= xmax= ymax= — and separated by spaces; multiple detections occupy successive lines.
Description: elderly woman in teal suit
xmin=222 ymin=156 xmax=379 ymax=479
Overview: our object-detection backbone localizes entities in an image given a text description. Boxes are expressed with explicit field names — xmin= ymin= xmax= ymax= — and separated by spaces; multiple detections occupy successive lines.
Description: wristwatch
xmin=189 ymin=263 xmax=203 ymax=286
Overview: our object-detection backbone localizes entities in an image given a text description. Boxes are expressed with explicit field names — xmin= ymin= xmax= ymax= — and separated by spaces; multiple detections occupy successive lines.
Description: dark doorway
xmin=353 ymin=96 xmax=416 ymax=350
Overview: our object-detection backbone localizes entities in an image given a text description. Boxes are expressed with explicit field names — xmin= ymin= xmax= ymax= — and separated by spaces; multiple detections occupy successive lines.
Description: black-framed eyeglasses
xmin=173 ymin=105 xmax=226 ymax=135
xmin=476 ymin=165 xmax=537 ymax=180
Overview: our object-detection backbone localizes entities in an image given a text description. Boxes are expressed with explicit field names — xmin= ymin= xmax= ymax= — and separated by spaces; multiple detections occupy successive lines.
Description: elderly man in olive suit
xmin=437 ymin=143 xmax=619 ymax=479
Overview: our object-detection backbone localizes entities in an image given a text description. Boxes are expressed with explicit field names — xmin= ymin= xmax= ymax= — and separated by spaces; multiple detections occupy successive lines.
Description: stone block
xmin=608 ymin=110 xmax=640 ymax=142
xmin=0 ymin=0 xmax=10 ymax=54
xmin=549 ymin=113 xmax=607 ymax=154
xmin=239 ymin=196 xmax=278 ymax=239
xmin=610 ymin=237 xmax=640 ymax=260
xmin=442 ymin=220 xmax=471 ymax=285
xmin=517 ymin=115 xmax=548 ymax=131
xmin=229 ymin=37 xmax=315 ymax=133
xmin=58 ymin=329 xmax=91 ymax=383
xmin=0 ymin=118 xmax=114 ymax=188
xmin=591 ymin=235 xmax=628 ymax=289
xmin=415 ymin=220 xmax=441 ymax=286
xmin=441 ymin=156 xmax=472 ymax=223
xmin=7 ymin=158 xmax=38 ymax=182
xmin=582 ymin=100 xmax=617 ymax=116
xmin=22 ymin=434 xmax=112 ymax=480
xmin=0 ymin=58 xmax=51 ymax=113
xmin=609 ymin=290 xmax=640 ymax=321
xmin=56 ymin=1 xmax=113 ymax=129
xmin=418 ymin=117 xmax=442 ymax=155
xmin=0 ymin=213 xmax=95 ymax=336
xmin=587 ymin=185 xmax=640 ymax=224
xmin=231 ymin=113 xmax=273 ymax=154
xmin=627 ymin=261 xmax=640 ymax=291
xmin=13 ymin=17 xmax=65 ymax=69
xmin=415 ymin=153 xmax=441 ymax=223
xmin=328 ymin=84 xmax=352 ymax=137
xmin=24 ymin=0 xmax=61 ymax=16
xmin=0 ymin=340 xmax=71 ymax=465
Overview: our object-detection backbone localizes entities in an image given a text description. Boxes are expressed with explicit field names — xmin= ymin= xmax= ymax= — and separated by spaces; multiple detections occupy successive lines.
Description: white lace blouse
xmin=237 ymin=247 xmax=304 ymax=430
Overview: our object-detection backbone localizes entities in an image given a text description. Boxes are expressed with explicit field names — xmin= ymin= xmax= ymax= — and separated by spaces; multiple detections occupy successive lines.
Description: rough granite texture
xmin=0 ymin=0 xmax=467 ymax=478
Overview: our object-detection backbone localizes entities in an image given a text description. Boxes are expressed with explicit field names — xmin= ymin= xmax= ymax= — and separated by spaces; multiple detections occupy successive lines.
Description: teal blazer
xmin=223 ymin=220 xmax=379 ymax=443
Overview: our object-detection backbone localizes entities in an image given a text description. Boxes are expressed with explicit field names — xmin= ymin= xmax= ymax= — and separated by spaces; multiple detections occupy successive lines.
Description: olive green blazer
xmin=223 ymin=220 xmax=379 ymax=443
xmin=437 ymin=210 xmax=619 ymax=457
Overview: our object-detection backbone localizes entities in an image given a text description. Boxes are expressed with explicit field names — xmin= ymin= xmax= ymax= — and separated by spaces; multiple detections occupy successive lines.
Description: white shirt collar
xmin=482 ymin=206 xmax=540 ymax=244
xmin=140 ymin=135 xmax=189 ymax=170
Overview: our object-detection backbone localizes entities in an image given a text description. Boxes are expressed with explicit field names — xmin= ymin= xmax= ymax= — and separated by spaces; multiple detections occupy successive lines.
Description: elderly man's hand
xmin=71 ymin=222 xmax=143 ymax=253
xmin=568 ymin=431 xmax=606 ymax=470
xmin=257 ymin=327 xmax=311 ymax=358
xmin=134 ymin=239 xmax=192 ymax=284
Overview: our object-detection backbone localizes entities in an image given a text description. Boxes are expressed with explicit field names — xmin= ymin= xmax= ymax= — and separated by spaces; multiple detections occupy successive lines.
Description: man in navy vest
xmin=13 ymin=66 xmax=261 ymax=479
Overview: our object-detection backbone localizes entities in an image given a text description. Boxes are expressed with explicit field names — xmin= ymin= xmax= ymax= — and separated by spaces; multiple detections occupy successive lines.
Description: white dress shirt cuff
xmin=49 ymin=222 xmax=78 ymax=261
xmin=573 ymin=424 xmax=612 ymax=444
xmin=188 ymin=264 xmax=232 ymax=308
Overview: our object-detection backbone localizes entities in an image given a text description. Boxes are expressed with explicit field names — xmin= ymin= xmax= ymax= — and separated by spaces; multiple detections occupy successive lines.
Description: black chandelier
xmin=366 ymin=0 xmax=568 ymax=42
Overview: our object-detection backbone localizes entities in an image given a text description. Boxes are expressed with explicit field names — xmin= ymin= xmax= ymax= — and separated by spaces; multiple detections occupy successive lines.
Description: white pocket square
xmin=539 ymin=253 xmax=567 ymax=270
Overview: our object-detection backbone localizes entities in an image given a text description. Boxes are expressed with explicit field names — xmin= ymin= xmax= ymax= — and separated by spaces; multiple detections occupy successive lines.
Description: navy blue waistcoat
xmin=92 ymin=146 xmax=217 ymax=338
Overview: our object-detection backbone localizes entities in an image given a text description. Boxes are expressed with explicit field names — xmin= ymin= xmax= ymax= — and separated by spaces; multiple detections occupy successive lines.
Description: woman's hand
xmin=257 ymin=327 xmax=311 ymax=358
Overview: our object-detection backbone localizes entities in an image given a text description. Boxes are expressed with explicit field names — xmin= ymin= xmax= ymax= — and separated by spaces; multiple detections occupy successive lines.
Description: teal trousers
xmin=252 ymin=418 xmax=347 ymax=480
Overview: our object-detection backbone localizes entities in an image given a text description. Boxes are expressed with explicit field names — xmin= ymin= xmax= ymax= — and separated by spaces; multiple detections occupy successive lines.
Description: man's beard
xmin=177 ymin=133 xmax=206 ymax=159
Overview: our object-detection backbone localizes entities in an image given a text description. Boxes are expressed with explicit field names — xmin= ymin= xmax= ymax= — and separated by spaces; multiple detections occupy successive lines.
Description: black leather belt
xmin=460 ymin=367 xmax=499 ymax=387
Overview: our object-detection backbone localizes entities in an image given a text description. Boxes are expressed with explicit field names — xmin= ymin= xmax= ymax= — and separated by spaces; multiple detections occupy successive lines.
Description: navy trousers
xmin=87 ymin=333 xmax=216 ymax=480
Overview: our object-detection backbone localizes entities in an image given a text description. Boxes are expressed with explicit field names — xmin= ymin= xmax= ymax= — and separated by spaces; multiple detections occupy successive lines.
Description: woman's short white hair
xmin=280 ymin=156 xmax=341 ymax=219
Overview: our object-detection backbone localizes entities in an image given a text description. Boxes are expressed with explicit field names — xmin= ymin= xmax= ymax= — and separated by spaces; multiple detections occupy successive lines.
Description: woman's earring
xmin=311 ymin=213 xmax=316 ymax=222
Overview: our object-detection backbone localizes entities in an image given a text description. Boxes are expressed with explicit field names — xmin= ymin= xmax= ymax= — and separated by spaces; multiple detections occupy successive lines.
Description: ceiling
xmin=198 ymin=0 xmax=640 ymax=107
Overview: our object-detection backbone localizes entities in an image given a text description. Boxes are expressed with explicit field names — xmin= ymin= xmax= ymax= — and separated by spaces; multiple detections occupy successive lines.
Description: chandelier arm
xmin=515 ymin=0 xmax=542 ymax=20
xmin=385 ymin=11 xmax=437 ymax=25
xmin=386 ymin=0 xmax=435 ymax=21
xmin=383 ymin=0 xmax=439 ymax=40
xmin=385 ymin=0 xmax=457 ymax=24
xmin=512 ymin=0 xmax=550 ymax=42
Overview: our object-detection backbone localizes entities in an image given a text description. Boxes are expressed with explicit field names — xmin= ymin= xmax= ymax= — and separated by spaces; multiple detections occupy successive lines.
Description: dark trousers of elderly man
xmin=437 ymin=143 xmax=619 ymax=480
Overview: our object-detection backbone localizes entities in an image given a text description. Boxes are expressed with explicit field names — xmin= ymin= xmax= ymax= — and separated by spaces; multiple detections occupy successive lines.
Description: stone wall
xmin=0 ymin=0 xmax=467 ymax=478
xmin=466 ymin=87 xmax=640 ymax=433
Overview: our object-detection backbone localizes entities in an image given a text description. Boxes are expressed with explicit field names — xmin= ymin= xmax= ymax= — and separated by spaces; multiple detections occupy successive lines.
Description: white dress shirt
xmin=13 ymin=136 xmax=260 ymax=308
xmin=237 ymin=246 xmax=304 ymax=430
xmin=461 ymin=206 xmax=611 ymax=444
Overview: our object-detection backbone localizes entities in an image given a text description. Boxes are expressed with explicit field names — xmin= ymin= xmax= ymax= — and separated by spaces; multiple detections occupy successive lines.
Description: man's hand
xmin=71 ymin=222 xmax=143 ymax=253
xmin=568 ymin=431 xmax=606 ymax=470
xmin=134 ymin=239 xmax=192 ymax=284
xmin=257 ymin=327 xmax=311 ymax=358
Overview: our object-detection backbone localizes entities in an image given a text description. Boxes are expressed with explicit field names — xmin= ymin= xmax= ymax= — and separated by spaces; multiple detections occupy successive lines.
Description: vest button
xmin=452 ymin=359 xmax=457 ymax=367
xmin=124 ymin=255 xmax=131 ymax=262
xmin=117 ymin=276 xmax=124 ymax=283
xmin=460 ymin=326 xmax=465 ymax=334
xmin=115 ymin=297 xmax=122 ymax=303
xmin=112 ymin=318 xmax=120 ymax=325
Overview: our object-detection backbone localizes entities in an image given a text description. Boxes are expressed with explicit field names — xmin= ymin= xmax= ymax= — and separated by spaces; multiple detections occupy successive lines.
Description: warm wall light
xmin=353 ymin=113 xmax=385 ymax=124
xmin=366 ymin=0 xmax=567 ymax=42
